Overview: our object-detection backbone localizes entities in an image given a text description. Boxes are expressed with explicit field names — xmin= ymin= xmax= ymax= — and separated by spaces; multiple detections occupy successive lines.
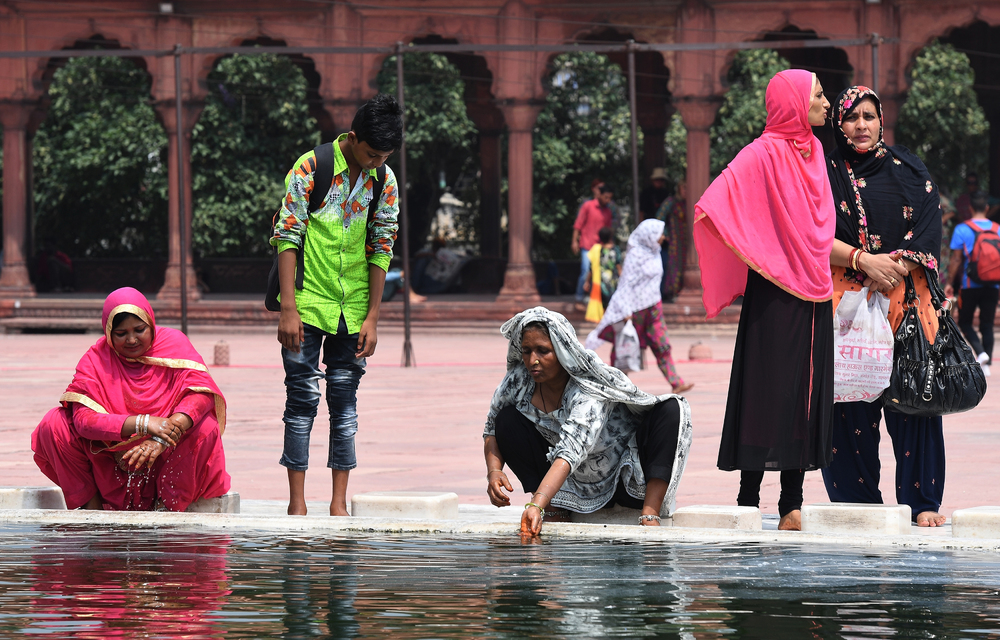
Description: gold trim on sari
xmin=695 ymin=211 xmax=833 ymax=304
xmin=59 ymin=392 xmax=108 ymax=415
xmin=104 ymin=303 xmax=155 ymax=345
xmin=129 ymin=356 xmax=209 ymax=372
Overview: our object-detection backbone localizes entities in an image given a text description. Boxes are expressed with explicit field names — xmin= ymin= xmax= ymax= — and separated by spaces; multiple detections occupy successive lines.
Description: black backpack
xmin=265 ymin=142 xmax=386 ymax=311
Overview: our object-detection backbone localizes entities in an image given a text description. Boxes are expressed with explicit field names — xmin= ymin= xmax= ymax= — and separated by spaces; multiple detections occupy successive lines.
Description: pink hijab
xmin=693 ymin=69 xmax=835 ymax=318
xmin=61 ymin=287 xmax=226 ymax=448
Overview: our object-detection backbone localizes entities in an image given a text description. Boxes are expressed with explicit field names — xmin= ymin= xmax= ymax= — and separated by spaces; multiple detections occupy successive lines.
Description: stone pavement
xmin=2 ymin=321 xmax=998 ymax=519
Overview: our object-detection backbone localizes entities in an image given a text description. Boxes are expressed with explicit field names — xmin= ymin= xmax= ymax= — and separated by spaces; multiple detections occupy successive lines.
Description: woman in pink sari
xmin=31 ymin=287 xmax=230 ymax=511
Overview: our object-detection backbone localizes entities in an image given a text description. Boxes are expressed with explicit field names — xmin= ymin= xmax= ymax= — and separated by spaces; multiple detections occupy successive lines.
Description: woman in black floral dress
xmin=822 ymin=85 xmax=947 ymax=527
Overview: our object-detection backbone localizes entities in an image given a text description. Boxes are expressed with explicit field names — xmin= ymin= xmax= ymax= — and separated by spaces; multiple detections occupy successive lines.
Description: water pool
xmin=1 ymin=524 xmax=999 ymax=638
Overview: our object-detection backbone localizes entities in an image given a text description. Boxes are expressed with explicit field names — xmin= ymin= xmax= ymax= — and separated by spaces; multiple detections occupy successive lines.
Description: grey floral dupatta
xmin=496 ymin=307 xmax=693 ymax=514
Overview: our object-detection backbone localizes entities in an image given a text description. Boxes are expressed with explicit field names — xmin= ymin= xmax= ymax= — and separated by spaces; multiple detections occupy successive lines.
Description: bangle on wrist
xmin=533 ymin=491 xmax=550 ymax=505
xmin=524 ymin=502 xmax=545 ymax=519
xmin=149 ymin=435 xmax=171 ymax=448
xmin=487 ymin=469 xmax=504 ymax=479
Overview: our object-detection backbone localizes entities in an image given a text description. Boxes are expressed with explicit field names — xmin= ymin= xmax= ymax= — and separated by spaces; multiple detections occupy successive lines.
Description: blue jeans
xmin=575 ymin=249 xmax=591 ymax=302
xmin=279 ymin=316 xmax=366 ymax=471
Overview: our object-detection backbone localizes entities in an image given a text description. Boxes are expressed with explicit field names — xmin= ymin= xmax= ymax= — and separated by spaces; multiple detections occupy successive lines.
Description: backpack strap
xmin=367 ymin=164 xmax=387 ymax=225
xmin=964 ymin=219 xmax=987 ymax=235
xmin=290 ymin=142 xmax=335 ymax=290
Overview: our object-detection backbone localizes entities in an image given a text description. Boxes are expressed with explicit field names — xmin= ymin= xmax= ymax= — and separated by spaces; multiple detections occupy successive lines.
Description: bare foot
xmin=672 ymin=382 xmax=695 ymax=394
xmin=82 ymin=494 xmax=103 ymax=510
xmin=916 ymin=511 xmax=946 ymax=527
xmin=409 ymin=290 xmax=426 ymax=303
xmin=778 ymin=510 xmax=801 ymax=531
xmin=639 ymin=514 xmax=662 ymax=526
xmin=330 ymin=503 xmax=350 ymax=517
xmin=287 ymin=502 xmax=307 ymax=516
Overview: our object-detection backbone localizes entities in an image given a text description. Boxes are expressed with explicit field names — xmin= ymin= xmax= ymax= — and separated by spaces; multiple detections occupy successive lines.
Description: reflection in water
xmin=0 ymin=525 xmax=999 ymax=638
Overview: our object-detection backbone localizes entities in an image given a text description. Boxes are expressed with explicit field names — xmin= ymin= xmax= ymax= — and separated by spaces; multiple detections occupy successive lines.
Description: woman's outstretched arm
xmin=521 ymin=459 xmax=571 ymax=537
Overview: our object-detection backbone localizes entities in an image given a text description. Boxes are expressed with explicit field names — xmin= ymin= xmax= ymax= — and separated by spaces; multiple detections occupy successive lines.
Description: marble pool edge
xmin=3 ymin=508 xmax=1000 ymax=555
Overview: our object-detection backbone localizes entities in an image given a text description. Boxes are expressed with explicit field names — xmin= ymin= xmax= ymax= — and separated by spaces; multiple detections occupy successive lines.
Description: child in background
xmin=584 ymin=226 xmax=623 ymax=323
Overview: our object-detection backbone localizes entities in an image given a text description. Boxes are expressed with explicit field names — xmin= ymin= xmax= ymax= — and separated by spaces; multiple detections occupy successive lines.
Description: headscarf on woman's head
xmin=693 ymin=69 xmax=836 ymax=317
xmin=585 ymin=219 xmax=665 ymax=349
xmin=501 ymin=306 xmax=663 ymax=410
xmin=827 ymin=86 xmax=941 ymax=274
xmin=63 ymin=287 xmax=227 ymax=442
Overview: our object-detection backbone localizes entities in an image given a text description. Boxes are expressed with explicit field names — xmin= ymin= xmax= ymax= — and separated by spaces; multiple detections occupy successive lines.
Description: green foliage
xmin=191 ymin=53 xmax=320 ymax=257
xmin=377 ymin=53 xmax=478 ymax=251
xmin=533 ymin=52 xmax=639 ymax=259
xmin=710 ymin=49 xmax=790 ymax=176
xmin=33 ymin=56 xmax=168 ymax=257
xmin=663 ymin=113 xmax=687 ymax=189
xmin=897 ymin=41 xmax=990 ymax=196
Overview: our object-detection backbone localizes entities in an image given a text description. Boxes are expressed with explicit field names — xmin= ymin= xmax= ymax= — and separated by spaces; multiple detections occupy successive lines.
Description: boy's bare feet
xmin=916 ymin=511 xmax=946 ymax=527
xmin=331 ymin=469 xmax=350 ymax=517
xmin=672 ymin=382 xmax=695 ymax=394
xmin=778 ymin=510 xmax=802 ymax=531
xmin=287 ymin=469 xmax=307 ymax=515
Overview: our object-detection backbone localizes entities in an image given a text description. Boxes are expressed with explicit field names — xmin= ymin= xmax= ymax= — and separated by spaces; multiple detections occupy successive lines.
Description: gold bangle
xmin=533 ymin=491 xmax=550 ymax=504
xmin=524 ymin=502 xmax=545 ymax=519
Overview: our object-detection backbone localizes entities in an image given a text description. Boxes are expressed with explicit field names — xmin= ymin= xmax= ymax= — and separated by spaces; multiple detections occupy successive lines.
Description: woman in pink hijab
xmin=31 ymin=287 xmax=230 ymax=511
xmin=694 ymin=70 xmax=834 ymax=530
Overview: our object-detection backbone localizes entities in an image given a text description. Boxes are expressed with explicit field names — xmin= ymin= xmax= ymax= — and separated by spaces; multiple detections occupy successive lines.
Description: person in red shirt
xmin=573 ymin=185 xmax=614 ymax=303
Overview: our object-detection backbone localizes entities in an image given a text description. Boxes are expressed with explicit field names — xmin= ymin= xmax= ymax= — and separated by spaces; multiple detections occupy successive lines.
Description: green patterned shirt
xmin=271 ymin=134 xmax=399 ymax=335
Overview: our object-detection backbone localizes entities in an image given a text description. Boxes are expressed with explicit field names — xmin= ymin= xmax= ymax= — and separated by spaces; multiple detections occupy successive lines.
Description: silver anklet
xmin=638 ymin=514 xmax=661 ymax=525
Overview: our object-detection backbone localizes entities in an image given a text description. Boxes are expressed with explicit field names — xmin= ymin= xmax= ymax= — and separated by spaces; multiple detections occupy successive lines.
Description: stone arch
xmin=938 ymin=20 xmax=1000 ymax=196
xmin=30 ymin=36 xmax=168 ymax=290
xmin=199 ymin=36 xmax=333 ymax=141
xmin=28 ymin=32 xmax=157 ymax=105
xmin=745 ymin=25 xmax=854 ymax=153
xmin=569 ymin=28 xmax=673 ymax=189
xmin=405 ymin=35 xmax=505 ymax=262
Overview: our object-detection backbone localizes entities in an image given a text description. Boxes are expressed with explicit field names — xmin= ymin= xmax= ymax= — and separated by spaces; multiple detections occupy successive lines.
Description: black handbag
xmin=883 ymin=269 xmax=987 ymax=416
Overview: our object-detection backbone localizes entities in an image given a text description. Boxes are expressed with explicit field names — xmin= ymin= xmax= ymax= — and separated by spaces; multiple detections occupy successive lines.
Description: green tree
xmin=710 ymin=49 xmax=790 ymax=176
xmin=897 ymin=41 xmax=990 ymax=196
xmin=33 ymin=56 xmax=167 ymax=257
xmin=191 ymin=53 xmax=320 ymax=257
xmin=663 ymin=113 xmax=686 ymax=190
xmin=377 ymin=52 xmax=478 ymax=253
xmin=533 ymin=52 xmax=638 ymax=259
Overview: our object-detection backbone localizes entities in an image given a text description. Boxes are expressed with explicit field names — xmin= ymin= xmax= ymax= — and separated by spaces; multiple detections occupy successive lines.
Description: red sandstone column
xmin=155 ymin=102 xmax=203 ymax=301
xmin=478 ymin=130 xmax=503 ymax=260
xmin=674 ymin=97 xmax=721 ymax=296
xmin=0 ymin=101 xmax=36 ymax=298
xmin=497 ymin=102 xmax=542 ymax=303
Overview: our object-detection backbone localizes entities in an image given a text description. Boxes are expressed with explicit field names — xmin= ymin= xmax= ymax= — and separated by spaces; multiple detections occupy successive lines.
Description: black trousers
xmin=494 ymin=398 xmax=681 ymax=510
xmin=958 ymin=286 xmax=998 ymax=363
xmin=737 ymin=469 xmax=805 ymax=518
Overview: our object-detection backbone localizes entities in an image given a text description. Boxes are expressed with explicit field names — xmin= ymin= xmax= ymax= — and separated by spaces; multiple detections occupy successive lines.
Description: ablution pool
xmin=1 ymin=524 xmax=998 ymax=638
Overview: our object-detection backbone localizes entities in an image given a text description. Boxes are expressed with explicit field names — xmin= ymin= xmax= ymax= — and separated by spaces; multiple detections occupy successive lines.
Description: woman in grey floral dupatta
xmin=483 ymin=307 xmax=693 ymax=537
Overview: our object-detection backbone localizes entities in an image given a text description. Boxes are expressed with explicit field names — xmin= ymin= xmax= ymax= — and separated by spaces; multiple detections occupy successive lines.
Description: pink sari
xmin=694 ymin=69 xmax=835 ymax=318
xmin=32 ymin=287 xmax=230 ymax=511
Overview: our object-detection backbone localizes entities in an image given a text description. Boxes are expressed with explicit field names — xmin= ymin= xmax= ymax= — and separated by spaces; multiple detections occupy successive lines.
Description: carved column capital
xmin=154 ymin=100 xmax=205 ymax=137
xmin=0 ymin=100 xmax=34 ymax=130
xmin=498 ymin=100 xmax=543 ymax=133
xmin=673 ymin=96 xmax=723 ymax=132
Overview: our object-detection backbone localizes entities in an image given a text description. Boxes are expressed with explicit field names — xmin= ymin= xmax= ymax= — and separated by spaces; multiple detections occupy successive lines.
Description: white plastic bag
xmin=833 ymin=287 xmax=894 ymax=403
xmin=614 ymin=320 xmax=642 ymax=371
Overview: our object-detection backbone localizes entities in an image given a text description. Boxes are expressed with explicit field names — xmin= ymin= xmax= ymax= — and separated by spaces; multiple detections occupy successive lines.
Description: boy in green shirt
xmin=272 ymin=94 xmax=401 ymax=516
